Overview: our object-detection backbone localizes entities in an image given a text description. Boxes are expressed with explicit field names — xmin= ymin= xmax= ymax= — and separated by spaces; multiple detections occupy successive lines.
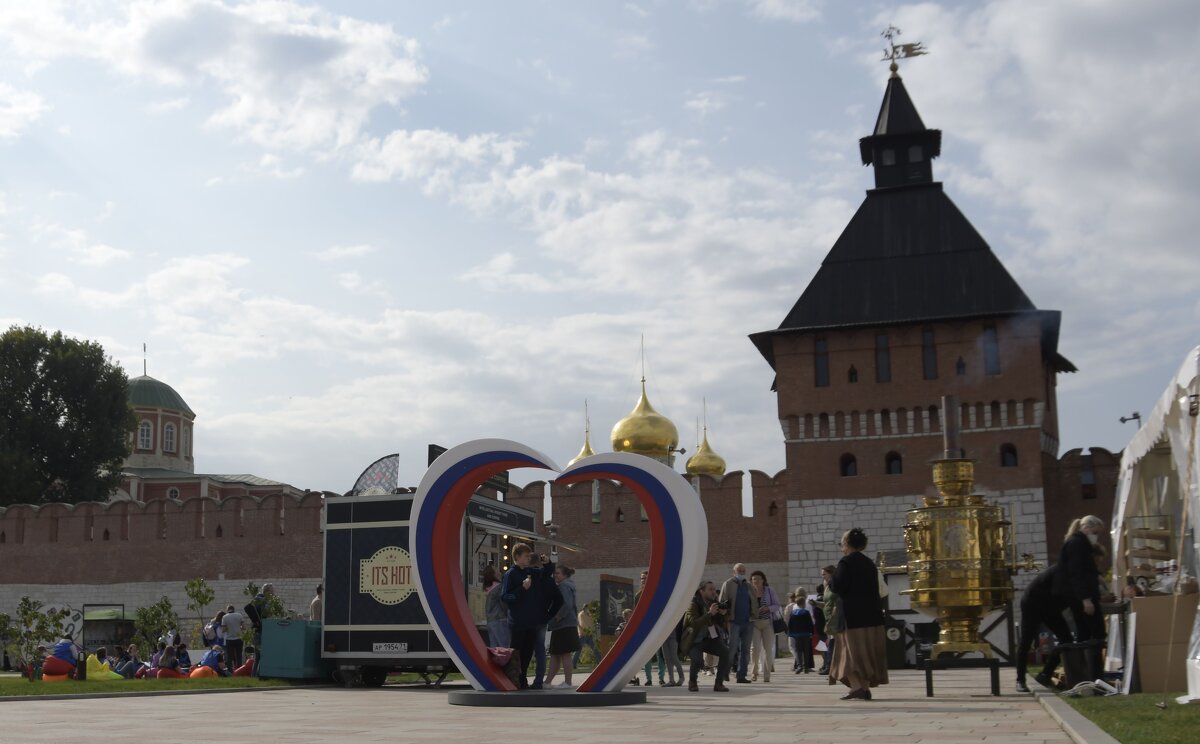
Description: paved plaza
xmin=0 ymin=668 xmax=1087 ymax=744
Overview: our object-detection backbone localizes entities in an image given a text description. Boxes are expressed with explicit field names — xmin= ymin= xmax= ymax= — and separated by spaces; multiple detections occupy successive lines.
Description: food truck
xmin=320 ymin=487 xmax=542 ymax=686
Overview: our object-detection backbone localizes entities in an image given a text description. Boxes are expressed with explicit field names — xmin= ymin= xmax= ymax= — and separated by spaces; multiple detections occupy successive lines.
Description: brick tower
xmin=750 ymin=69 xmax=1076 ymax=584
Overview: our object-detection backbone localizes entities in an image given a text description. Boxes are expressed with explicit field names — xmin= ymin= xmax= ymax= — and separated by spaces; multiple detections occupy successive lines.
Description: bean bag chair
xmin=189 ymin=666 xmax=217 ymax=678
xmin=43 ymin=656 xmax=75 ymax=676
xmin=43 ymin=673 xmax=70 ymax=682
xmin=232 ymin=660 xmax=254 ymax=677
xmin=156 ymin=667 xmax=186 ymax=679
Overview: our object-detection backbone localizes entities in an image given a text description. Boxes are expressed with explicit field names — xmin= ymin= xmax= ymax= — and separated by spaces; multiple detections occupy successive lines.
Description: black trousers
xmin=510 ymin=627 xmax=537 ymax=689
xmin=689 ymin=637 xmax=730 ymax=685
xmin=1067 ymin=599 xmax=1106 ymax=680
xmin=1015 ymin=599 xmax=1072 ymax=682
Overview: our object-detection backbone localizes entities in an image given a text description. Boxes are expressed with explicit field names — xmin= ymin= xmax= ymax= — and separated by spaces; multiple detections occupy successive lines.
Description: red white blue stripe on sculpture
xmin=411 ymin=439 xmax=708 ymax=693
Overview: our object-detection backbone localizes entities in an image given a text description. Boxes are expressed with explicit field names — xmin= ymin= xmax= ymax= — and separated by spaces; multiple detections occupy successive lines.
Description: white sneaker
xmin=554 ymin=682 xmax=574 ymax=690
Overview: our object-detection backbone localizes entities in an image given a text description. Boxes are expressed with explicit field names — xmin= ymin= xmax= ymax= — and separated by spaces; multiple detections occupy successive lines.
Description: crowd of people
xmin=484 ymin=528 xmax=893 ymax=699
xmin=30 ymin=585 xmax=277 ymax=683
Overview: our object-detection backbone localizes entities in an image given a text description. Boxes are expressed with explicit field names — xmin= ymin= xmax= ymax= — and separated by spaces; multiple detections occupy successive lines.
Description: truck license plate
xmin=373 ymin=642 xmax=408 ymax=654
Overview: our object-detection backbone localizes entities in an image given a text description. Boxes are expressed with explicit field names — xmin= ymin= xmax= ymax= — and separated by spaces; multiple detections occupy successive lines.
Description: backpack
xmin=787 ymin=605 xmax=814 ymax=637
xmin=202 ymin=622 xmax=217 ymax=644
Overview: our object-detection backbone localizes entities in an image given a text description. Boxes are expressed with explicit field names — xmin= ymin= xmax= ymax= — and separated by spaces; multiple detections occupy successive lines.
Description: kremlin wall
xmin=0 ymin=69 xmax=1121 ymax=626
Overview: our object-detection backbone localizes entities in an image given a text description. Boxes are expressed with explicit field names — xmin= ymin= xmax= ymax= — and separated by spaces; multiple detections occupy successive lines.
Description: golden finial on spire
xmin=568 ymin=399 xmax=596 ymax=466
xmin=686 ymin=397 xmax=726 ymax=477
xmin=881 ymin=25 xmax=927 ymax=78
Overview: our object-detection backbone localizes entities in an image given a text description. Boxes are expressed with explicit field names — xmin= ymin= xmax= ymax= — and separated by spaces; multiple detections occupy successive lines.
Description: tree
xmin=184 ymin=577 xmax=215 ymax=645
xmin=0 ymin=325 xmax=136 ymax=506
xmin=133 ymin=596 xmax=179 ymax=654
xmin=0 ymin=597 xmax=71 ymax=681
xmin=242 ymin=581 xmax=287 ymax=618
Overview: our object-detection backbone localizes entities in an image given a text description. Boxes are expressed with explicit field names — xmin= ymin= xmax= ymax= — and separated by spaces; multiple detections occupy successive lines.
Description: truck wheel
xmin=361 ymin=666 xmax=387 ymax=687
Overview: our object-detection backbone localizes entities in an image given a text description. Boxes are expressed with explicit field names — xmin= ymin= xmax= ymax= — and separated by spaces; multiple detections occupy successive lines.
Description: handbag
xmin=772 ymin=616 xmax=788 ymax=634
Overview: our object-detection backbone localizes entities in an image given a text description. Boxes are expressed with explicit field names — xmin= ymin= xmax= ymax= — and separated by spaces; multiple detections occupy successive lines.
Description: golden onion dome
xmin=686 ymin=431 xmax=726 ymax=477
xmin=568 ymin=429 xmax=596 ymax=467
xmin=611 ymin=381 xmax=678 ymax=459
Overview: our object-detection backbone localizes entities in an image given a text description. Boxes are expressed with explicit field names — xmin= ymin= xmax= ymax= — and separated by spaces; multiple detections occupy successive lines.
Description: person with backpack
xmin=202 ymin=610 xmax=226 ymax=650
xmin=785 ymin=586 xmax=816 ymax=673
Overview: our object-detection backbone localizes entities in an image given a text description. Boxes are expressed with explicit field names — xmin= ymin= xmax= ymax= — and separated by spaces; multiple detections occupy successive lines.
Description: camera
xmin=716 ymin=600 xmax=731 ymax=611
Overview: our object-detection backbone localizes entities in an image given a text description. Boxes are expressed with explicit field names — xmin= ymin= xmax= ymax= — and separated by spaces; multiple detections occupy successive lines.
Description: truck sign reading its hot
xmin=359 ymin=546 xmax=415 ymax=605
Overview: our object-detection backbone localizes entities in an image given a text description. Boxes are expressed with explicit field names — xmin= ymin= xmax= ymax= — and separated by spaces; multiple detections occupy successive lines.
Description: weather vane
xmin=881 ymin=25 xmax=927 ymax=77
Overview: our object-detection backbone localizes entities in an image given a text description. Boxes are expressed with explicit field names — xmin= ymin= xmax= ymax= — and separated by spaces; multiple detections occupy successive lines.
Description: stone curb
xmin=1035 ymin=690 xmax=1121 ymax=744
xmin=0 ymin=684 xmax=331 ymax=704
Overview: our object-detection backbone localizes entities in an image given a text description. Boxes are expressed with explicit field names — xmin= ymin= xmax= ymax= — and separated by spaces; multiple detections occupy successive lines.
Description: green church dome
xmin=128 ymin=375 xmax=194 ymax=416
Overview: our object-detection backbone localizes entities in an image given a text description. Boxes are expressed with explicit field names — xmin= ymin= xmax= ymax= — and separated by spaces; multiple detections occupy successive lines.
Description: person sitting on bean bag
xmin=232 ymin=646 xmax=255 ymax=677
xmin=176 ymin=642 xmax=193 ymax=676
xmin=189 ymin=645 xmax=226 ymax=678
xmin=136 ymin=642 xmax=167 ymax=679
xmin=86 ymin=647 xmax=126 ymax=680
xmin=43 ymin=637 xmax=79 ymax=677
xmin=156 ymin=646 xmax=187 ymax=678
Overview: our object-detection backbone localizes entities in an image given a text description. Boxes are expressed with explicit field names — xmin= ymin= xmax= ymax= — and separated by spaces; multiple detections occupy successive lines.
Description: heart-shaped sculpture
xmin=411 ymin=439 xmax=707 ymax=693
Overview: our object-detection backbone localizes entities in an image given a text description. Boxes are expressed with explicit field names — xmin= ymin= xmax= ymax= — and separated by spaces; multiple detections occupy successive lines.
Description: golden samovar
xmin=902 ymin=395 xmax=1014 ymax=658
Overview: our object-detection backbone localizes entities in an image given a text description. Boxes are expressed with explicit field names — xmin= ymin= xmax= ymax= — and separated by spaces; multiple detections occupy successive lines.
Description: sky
xmin=1 ymin=0 xmax=1197 ymax=494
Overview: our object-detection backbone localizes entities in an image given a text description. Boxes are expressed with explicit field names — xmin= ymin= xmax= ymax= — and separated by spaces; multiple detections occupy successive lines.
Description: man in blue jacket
xmin=501 ymin=543 xmax=562 ymax=689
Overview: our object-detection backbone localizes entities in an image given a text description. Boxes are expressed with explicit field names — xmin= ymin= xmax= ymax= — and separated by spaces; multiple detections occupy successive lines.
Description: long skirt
xmin=828 ymin=625 xmax=888 ymax=689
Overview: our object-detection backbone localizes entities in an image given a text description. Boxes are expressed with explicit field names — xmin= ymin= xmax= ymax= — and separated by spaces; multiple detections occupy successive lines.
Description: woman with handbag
xmin=748 ymin=570 xmax=782 ymax=682
xmin=828 ymin=528 xmax=888 ymax=700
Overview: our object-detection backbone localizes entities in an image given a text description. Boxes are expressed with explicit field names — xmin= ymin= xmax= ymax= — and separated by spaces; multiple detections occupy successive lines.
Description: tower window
xmin=167 ymin=487 xmax=180 ymax=500
xmin=814 ymin=338 xmax=829 ymax=387
xmin=839 ymin=453 xmax=858 ymax=477
xmin=922 ymin=328 xmax=937 ymax=380
xmin=215 ymin=524 xmax=223 ymax=538
xmin=875 ymin=333 xmax=891 ymax=383
xmin=183 ymin=427 xmax=190 ymax=457
xmin=103 ymin=529 xmax=110 ymax=541
xmin=880 ymin=149 xmax=896 ymax=166
xmin=956 ymin=357 xmax=967 ymax=376
xmin=1000 ymin=444 xmax=1018 ymax=468
xmin=616 ymin=507 xmax=625 ymax=523
xmin=983 ymin=325 xmax=1001 ymax=375
xmin=908 ymin=145 xmax=924 ymax=163
xmin=164 ymin=423 xmax=176 ymax=453
xmin=885 ymin=452 xmax=903 ymax=475
xmin=137 ymin=420 xmax=153 ymax=450
xmin=848 ymin=365 xmax=858 ymax=383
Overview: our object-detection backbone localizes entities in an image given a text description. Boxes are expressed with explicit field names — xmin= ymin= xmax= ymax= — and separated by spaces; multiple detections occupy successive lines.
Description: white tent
xmin=1111 ymin=345 xmax=1199 ymax=702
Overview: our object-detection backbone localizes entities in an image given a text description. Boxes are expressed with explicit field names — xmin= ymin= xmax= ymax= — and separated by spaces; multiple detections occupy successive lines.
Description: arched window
xmin=989 ymin=401 xmax=1001 ymax=427
xmin=881 ymin=149 xmax=896 ymax=166
xmin=616 ymin=507 xmax=625 ymax=523
xmin=928 ymin=405 xmax=940 ymax=433
xmin=956 ymin=357 xmax=967 ymax=376
xmin=881 ymin=409 xmax=892 ymax=434
xmin=215 ymin=524 xmax=223 ymax=538
xmin=885 ymin=452 xmax=903 ymax=475
xmin=167 ymin=487 xmax=180 ymax=500
xmin=848 ymin=365 xmax=858 ymax=383
xmin=164 ymin=423 xmax=176 ymax=453
xmin=818 ymin=413 xmax=830 ymax=437
xmin=183 ymin=427 xmax=190 ymax=456
xmin=102 ymin=529 xmax=110 ymax=541
xmin=839 ymin=453 xmax=858 ymax=477
xmin=768 ymin=501 xmax=779 ymax=517
xmin=1000 ymin=444 xmax=1018 ymax=468
xmin=137 ymin=420 xmax=153 ymax=450
xmin=1 ymin=531 xmax=6 ymax=544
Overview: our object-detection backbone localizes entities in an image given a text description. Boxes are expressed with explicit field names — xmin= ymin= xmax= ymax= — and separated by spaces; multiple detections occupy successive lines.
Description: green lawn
xmin=0 ymin=674 xmax=291 ymax=697
xmin=1067 ymin=692 xmax=1200 ymax=744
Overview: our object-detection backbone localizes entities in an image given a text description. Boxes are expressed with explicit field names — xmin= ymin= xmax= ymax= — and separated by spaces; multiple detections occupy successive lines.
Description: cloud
xmin=746 ymin=0 xmax=822 ymax=23
xmin=0 ymin=1 xmax=428 ymax=153
xmin=614 ymin=33 xmax=654 ymax=58
xmin=144 ymin=97 xmax=190 ymax=114
xmin=77 ymin=243 xmax=131 ymax=266
xmin=314 ymin=244 xmax=377 ymax=262
xmin=684 ymin=91 xmax=727 ymax=116
xmin=350 ymin=128 xmax=521 ymax=190
xmin=0 ymin=82 xmax=48 ymax=139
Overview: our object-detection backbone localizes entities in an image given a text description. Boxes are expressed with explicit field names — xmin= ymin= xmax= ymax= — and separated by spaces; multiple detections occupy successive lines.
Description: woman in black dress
xmin=828 ymin=527 xmax=888 ymax=700
xmin=1051 ymin=514 xmax=1106 ymax=679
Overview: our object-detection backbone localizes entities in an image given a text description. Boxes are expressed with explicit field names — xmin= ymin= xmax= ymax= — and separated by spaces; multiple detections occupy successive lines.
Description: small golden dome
xmin=686 ymin=431 xmax=726 ymax=477
xmin=611 ymin=381 xmax=678 ymax=459
xmin=568 ymin=429 xmax=596 ymax=467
